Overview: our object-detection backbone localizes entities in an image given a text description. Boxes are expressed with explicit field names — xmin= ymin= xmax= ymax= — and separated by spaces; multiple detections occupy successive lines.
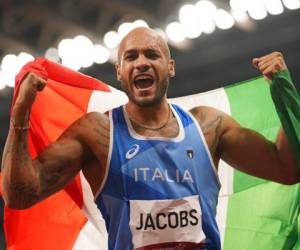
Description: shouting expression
xmin=116 ymin=28 xmax=175 ymax=107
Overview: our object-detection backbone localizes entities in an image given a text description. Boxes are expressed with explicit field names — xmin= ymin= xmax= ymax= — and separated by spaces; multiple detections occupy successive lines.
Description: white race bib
xmin=129 ymin=195 xmax=206 ymax=249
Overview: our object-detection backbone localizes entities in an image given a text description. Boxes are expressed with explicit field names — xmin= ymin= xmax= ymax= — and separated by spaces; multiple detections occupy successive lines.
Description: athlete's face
xmin=116 ymin=28 xmax=175 ymax=107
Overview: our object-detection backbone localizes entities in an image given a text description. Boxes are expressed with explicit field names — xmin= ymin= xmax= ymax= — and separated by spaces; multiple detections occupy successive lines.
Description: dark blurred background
xmin=0 ymin=0 xmax=300 ymax=248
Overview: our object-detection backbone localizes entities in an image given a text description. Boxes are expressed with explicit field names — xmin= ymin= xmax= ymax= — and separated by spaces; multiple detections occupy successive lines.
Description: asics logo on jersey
xmin=126 ymin=144 xmax=140 ymax=159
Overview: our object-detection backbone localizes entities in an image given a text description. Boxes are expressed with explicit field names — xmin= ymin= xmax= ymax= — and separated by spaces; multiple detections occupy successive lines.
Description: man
xmin=1 ymin=27 xmax=299 ymax=249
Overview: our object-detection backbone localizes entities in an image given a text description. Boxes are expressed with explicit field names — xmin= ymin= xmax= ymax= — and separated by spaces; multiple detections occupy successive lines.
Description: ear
xmin=168 ymin=59 xmax=175 ymax=77
xmin=115 ymin=63 xmax=122 ymax=81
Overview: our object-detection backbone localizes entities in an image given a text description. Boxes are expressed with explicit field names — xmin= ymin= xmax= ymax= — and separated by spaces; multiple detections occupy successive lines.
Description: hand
xmin=252 ymin=52 xmax=287 ymax=80
xmin=16 ymin=72 xmax=47 ymax=107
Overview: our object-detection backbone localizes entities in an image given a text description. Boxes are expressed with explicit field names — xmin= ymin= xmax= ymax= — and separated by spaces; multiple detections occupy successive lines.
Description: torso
xmin=82 ymin=105 xmax=223 ymax=197
xmin=91 ymin=104 xmax=221 ymax=250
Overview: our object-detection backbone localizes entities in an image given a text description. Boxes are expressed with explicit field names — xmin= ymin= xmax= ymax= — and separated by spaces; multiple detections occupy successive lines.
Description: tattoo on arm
xmin=1 ymin=128 xmax=40 ymax=208
xmin=36 ymin=139 xmax=85 ymax=199
xmin=192 ymin=109 xmax=223 ymax=153
xmin=6 ymin=179 xmax=39 ymax=208
xmin=93 ymin=127 xmax=109 ymax=139
xmin=2 ymin=130 xmax=30 ymax=169
xmin=201 ymin=115 xmax=222 ymax=149
xmin=38 ymin=142 xmax=67 ymax=191
xmin=2 ymin=112 xmax=105 ymax=208
xmin=92 ymin=120 xmax=110 ymax=149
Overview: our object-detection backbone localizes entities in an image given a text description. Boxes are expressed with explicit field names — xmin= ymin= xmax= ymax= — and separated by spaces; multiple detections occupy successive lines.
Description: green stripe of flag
xmin=271 ymin=70 xmax=300 ymax=168
xmin=223 ymin=77 xmax=300 ymax=250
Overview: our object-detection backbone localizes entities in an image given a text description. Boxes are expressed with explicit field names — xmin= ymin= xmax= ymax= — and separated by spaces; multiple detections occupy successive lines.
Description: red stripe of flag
xmin=3 ymin=58 xmax=110 ymax=250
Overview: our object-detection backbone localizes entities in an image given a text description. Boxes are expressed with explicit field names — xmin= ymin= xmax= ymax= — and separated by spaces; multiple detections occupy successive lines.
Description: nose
xmin=135 ymin=55 xmax=150 ymax=72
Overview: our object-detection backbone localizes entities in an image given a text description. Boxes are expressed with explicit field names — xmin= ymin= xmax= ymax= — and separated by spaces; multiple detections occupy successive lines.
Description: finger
xmin=261 ymin=58 xmax=286 ymax=73
xmin=23 ymin=71 xmax=47 ymax=84
xmin=36 ymin=80 xmax=46 ymax=91
xmin=34 ymin=77 xmax=47 ymax=92
xmin=254 ymin=55 xmax=287 ymax=77
xmin=262 ymin=64 xmax=277 ymax=80
xmin=27 ymin=73 xmax=47 ymax=92
xmin=253 ymin=52 xmax=284 ymax=70
xmin=252 ymin=58 xmax=259 ymax=69
xmin=252 ymin=56 xmax=275 ymax=70
xmin=34 ymin=75 xmax=47 ymax=83
xmin=256 ymin=51 xmax=283 ymax=62
xmin=257 ymin=60 xmax=275 ymax=72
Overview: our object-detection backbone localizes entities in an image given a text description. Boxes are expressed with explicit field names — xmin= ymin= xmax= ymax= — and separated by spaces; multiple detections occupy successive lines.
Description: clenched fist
xmin=252 ymin=52 xmax=287 ymax=81
xmin=16 ymin=72 xmax=47 ymax=108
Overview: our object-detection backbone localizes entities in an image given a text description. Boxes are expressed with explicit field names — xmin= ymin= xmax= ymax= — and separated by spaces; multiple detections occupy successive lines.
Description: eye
xmin=124 ymin=54 xmax=137 ymax=61
xmin=146 ymin=51 xmax=160 ymax=59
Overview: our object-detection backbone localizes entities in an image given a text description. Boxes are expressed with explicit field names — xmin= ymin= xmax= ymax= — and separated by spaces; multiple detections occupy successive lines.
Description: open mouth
xmin=134 ymin=75 xmax=154 ymax=90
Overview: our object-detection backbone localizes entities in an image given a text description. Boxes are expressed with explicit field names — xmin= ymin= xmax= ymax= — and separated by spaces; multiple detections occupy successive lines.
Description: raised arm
xmin=219 ymin=113 xmax=299 ymax=184
xmin=1 ymin=73 xmax=93 ymax=209
xmin=191 ymin=105 xmax=299 ymax=184
xmin=191 ymin=52 xmax=300 ymax=185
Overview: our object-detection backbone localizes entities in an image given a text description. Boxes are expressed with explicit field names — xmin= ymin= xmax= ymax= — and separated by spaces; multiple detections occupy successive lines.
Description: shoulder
xmin=189 ymin=106 xmax=219 ymax=120
xmin=188 ymin=106 xmax=240 ymax=160
xmin=81 ymin=112 xmax=110 ymax=127
xmin=59 ymin=111 xmax=111 ymax=161
xmin=189 ymin=106 xmax=239 ymax=130
xmin=61 ymin=111 xmax=110 ymax=140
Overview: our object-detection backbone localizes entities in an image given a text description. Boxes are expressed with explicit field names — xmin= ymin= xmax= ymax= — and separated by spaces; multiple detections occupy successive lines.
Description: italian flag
xmin=171 ymin=77 xmax=300 ymax=250
xmin=1 ymin=59 xmax=299 ymax=249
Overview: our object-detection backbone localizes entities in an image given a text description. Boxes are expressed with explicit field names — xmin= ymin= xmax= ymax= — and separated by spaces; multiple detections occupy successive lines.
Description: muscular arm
xmin=218 ymin=113 xmax=299 ymax=184
xmin=1 ymin=73 xmax=102 ymax=209
xmin=194 ymin=51 xmax=299 ymax=185
xmin=1 ymin=106 xmax=95 ymax=209
xmin=191 ymin=106 xmax=300 ymax=185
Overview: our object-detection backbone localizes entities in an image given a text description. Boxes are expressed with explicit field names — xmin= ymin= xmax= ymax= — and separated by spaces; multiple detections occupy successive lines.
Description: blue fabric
xmin=96 ymin=104 xmax=221 ymax=250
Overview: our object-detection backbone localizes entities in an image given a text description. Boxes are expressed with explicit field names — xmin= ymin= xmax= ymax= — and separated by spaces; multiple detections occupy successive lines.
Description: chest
xmin=106 ymin=127 xmax=218 ymax=200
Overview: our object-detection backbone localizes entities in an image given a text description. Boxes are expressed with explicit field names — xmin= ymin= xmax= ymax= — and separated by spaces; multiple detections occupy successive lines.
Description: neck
xmin=126 ymin=99 xmax=170 ymax=129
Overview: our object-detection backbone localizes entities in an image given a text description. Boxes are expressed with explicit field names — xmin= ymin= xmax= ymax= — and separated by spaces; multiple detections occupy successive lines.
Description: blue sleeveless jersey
xmin=96 ymin=104 xmax=221 ymax=250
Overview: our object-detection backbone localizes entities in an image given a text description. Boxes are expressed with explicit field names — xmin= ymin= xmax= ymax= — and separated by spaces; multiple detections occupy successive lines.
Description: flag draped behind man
xmin=0 ymin=59 xmax=299 ymax=249
xmin=2 ymin=58 xmax=127 ymax=250
xmin=171 ymin=76 xmax=300 ymax=250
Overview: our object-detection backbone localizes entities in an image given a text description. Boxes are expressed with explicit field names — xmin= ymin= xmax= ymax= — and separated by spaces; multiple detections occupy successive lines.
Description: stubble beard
xmin=122 ymin=76 xmax=169 ymax=107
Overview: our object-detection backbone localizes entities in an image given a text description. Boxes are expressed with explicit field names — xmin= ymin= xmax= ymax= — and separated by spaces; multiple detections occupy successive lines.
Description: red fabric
xmin=12 ymin=58 xmax=109 ymax=107
xmin=3 ymin=58 xmax=110 ymax=250
xmin=0 ymin=174 xmax=2 ymax=196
